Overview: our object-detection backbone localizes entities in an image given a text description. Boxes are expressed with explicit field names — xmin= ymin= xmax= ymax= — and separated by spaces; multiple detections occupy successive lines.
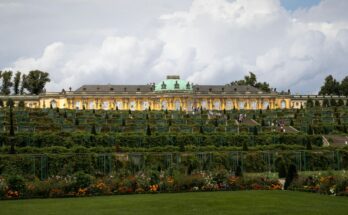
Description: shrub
xmin=7 ymin=175 xmax=26 ymax=192
xmin=73 ymin=172 xmax=93 ymax=190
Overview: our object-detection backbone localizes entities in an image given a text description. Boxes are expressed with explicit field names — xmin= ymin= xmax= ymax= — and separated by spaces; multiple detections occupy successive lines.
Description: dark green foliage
xmin=330 ymin=99 xmax=337 ymax=106
xmin=290 ymin=119 xmax=294 ymax=126
xmin=284 ymin=164 xmax=298 ymax=190
xmin=261 ymin=119 xmax=265 ymax=126
xmin=18 ymin=100 xmax=25 ymax=108
xmin=75 ymin=118 xmax=79 ymax=126
xmin=6 ymin=98 xmax=14 ymax=108
xmin=306 ymin=141 xmax=312 ymax=150
xmin=199 ymin=125 xmax=204 ymax=134
xmin=73 ymin=172 xmax=92 ymax=189
xmin=146 ymin=125 xmax=151 ymax=136
xmin=122 ymin=118 xmax=126 ymax=126
xmin=307 ymin=124 xmax=313 ymax=135
xmin=23 ymin=70 xmax=50 ymax=95
xmin=242 ymin=142 xmax=248 ymax=151
xmin=253 ymin=126 xmax=258 ymax=135
xmin=64 ymin=111 xmax=67 ymax=118
xmin=1 ymin=71 xmax=13 ymax=95
xmin=340 ymin=76 xmax=348 ymax=96
xmin=0 ymin=99 xmax=3 ymax=107
xmin=231 ymin=72 xmax=271 ymax=92
xmin=50 ymin=103 xmax=53 ymax=109
xmin=13 ymin=71 xmax=21 ymax=95
xmin=278 ymin=161 xmax=287 ymax=178
xmin=128 ymin=109 xmax=132 ymax=115
xmin=235 ymin=165 xmax=243 ymax=177
xmin=91 ymin=124 xmax=97 ymax=135
xmin=7 ymin=175 xmax=26 ymax=192
xmin=337 ymin=99 xmax=344 ymax=106
xmin=306 ymin=99 xmax=314 ymax=108
xmin=20 ymin=74 xmax=26 ymax=95
xmin=56 ymin=107 xmax=60 ymax=113
xmin=319 ymin=75 xmax=340 ymax=96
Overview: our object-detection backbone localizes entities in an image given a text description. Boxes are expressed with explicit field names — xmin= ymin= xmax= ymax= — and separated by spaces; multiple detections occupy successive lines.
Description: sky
xmin=1 ymin=0 xmax=347 ymax=94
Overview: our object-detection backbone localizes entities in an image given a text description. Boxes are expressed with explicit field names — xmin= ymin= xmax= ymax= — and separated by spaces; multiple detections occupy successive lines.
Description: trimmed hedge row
xmin=0 ymin=132 xmax=323 ymax=148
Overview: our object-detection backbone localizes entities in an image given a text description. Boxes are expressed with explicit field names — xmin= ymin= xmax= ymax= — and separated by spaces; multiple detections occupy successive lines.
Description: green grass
xmin=1 ymin=191 xmax=347 ymax=215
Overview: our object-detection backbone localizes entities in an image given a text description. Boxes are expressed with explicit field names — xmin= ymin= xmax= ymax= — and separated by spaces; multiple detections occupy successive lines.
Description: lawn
xmin=0 ymin=191 xmax=347 ymax=215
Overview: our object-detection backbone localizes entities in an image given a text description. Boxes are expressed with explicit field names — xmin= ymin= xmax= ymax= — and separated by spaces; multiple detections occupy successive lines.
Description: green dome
xmin=155 ymin=76 xmax=193 ymax=92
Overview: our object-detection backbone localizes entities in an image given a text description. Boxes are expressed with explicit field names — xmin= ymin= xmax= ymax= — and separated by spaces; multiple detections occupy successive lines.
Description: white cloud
xmin=3 ymin=0 xmax=348 ymax=93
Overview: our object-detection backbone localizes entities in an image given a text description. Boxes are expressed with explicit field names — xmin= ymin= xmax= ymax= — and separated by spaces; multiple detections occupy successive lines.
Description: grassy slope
xmin=1 ymin=191 xmax=347 ymax=215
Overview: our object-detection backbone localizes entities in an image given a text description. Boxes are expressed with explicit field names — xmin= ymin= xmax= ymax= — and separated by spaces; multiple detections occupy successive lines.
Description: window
xmin=161 ymin=100 xmax=167 ymax=110
xmin=251 ymin=101 xmax=257 ymax=110
xmin=201 ymin=100 xmax=208 ymax=110
xmin=263 ymin=101 xmax=269 ymax=109
xmin=142 ymin=101 xmax=149 ymax=110
xmin=174 ymin=100 xmax=181 ymax=110
xmin=226 ymin=100 xmax=233 ymax=110
xmin=239 ymin=101 xmax=245 ymax=110
xmin=214 ymin=100 xmax=221 ymax=110
xmin=116 ymin=101 xmax=123 ymax=110
xmin=89 ymin=101 xmax=95 ymax=109
xmin=130 ymin=101 xmax=136 ymax=111
xmin=281 ymin=100 xmax=286 ymax=109
xmin=102 ymin=101 xmax=109 ymax=110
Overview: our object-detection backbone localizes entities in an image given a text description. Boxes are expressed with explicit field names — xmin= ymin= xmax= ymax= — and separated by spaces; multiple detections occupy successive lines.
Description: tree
xmin=1 ymin=71 xmax=13 ymax=95
xmin=339 ymin=76 xmax=348 ymax=96
xmin=306 ymin=99 xmax=314 ymax=108
xmin=319 ymin=75 xmax=340 ymax=95
xmin=91 ymin=124 xmax=97 ymax=135
xmin=0 ymin=99 xmax=3 ymax=108
xmin=337 ymin=99 xmax=344 ymax=106
xmin=18 ymin=100 xmax=25 ymax=108
xmin=13 ymin=71 xmax=21 ymax=95
xmin=20 ymin=74 xmax=26 ymax=95
xmin=146 ymin=125 xmax=151 ymax=136
xmin=8 ymin=98 xmax=15 ymax=154
xmin=323 ymin=99 xmax=329 ymax=107
xmin=231 ymin=72 xmax=271 ymax=92
xmin=242 ymin=142 xmax=248 ymax=151
xmin=284 ymin=164 xmax=298 ymax=190
xmin=24 ymin=70 xmax=50 ymax=95
xmin=314 ymin=100 xmax=321 ymax=107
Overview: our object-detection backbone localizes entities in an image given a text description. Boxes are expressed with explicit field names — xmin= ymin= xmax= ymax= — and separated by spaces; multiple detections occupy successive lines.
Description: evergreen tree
xmin=199 ymin=125 xmax=204 ymax=134
xmin=91 ymin=124 xmax=97 ymax=135
xmin=306 ymin=141 xmax=312 ymax=150
xmin=330 ymin=98 xmax=337 ymax=106
xmin=8 ymin=101 xmax=15 ymax=154
xmin=337 ymin=99 xmax=344 ymax=106
xmin=75 ymin=117 xmax=79 ymax=126
xmin=13 ymin=71 xmax=21 ymax=95
xmin=20 ymin=74 xmax=26 ymax=95
xmin=323 ymin=99 xmax=329 ymax=107
xmin=314 ymin=100 xmax=321 ymax=107
xmin=284 ymin=164 xmax=298 ymax=190
xmin=1 ymin=71 xmax=13 ymax=95
xmin=242 ymin=142 xmax=248 ymax=151
xmin=340 ymin=76 xmax=348 ymax=96
xmin=0 ymin=99 xmax=3 ymax=108
xmin=18 ymin=100 xmax=25 ymax=108
xmin=253 ymin=126 xmax=258 ymax=135
xmin=306 ymin=99 xmax=314 ymax=108
xmin=146 ymin=125 xmax=151 ymax=136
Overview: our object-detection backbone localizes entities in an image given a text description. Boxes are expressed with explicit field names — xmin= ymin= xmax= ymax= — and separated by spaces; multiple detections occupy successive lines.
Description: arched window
xmin=239 ymin=101 xmax=245 ymax=110
xmin=281 ymin=100 xmax=286 ymax=109
xmin=187 ymin=100 xmax=193 ymax=111
xmin=226 ymin=100 xmax=233 ymax=110
xmin=251 ymin=101 xmax=257 ymax=110
xmin=129 ymin=101 xmax=136 ymax=111
xmin=116 ymin=101 xmax=123 ymax=110
xmin=50 ymin=100 xmax=57 ymax=108
xmin=201 ymin=100 xmax=208 ymax=110
xmin=161 ymin=100 xmax=167 ymax=110
xmin=75 ymin=101 xmax=81 ymax=110
xmin=263 ymin=101 xmax=269 ymax=109
xmin=174 ymin=100 xmax=181 ymax=110
xmin=214 ymin=100 xmax=221 ymax=110
xmin=102 ymin=101 xmax=109 ymax=110
xmin=89 ymin=101 xmax=95 ymax=109
xmin=142 ymin=101 xmax=149 ymax=110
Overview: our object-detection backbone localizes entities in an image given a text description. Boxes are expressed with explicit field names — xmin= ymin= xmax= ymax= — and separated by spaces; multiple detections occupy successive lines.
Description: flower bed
xmin=0 ymin=171 xmax=282 ymax=200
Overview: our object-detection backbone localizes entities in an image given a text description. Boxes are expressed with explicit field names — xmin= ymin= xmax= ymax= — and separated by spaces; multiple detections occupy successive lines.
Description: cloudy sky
xmin=1 ymin=0 xmax=347 ymax=94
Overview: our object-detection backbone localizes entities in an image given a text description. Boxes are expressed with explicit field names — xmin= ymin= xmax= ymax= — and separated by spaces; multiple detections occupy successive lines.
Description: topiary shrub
xmin=284 ymin=164 xmax=298 ymax=190
xmin=7 ymin=175 xmax=26 ymax=193
xmin=73 ymin=171 xmax=93 ymax=190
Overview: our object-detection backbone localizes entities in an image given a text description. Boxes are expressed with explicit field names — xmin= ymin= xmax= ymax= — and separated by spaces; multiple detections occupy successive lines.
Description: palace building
xmin=1 ymin=75 xmax=347 ymax=110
